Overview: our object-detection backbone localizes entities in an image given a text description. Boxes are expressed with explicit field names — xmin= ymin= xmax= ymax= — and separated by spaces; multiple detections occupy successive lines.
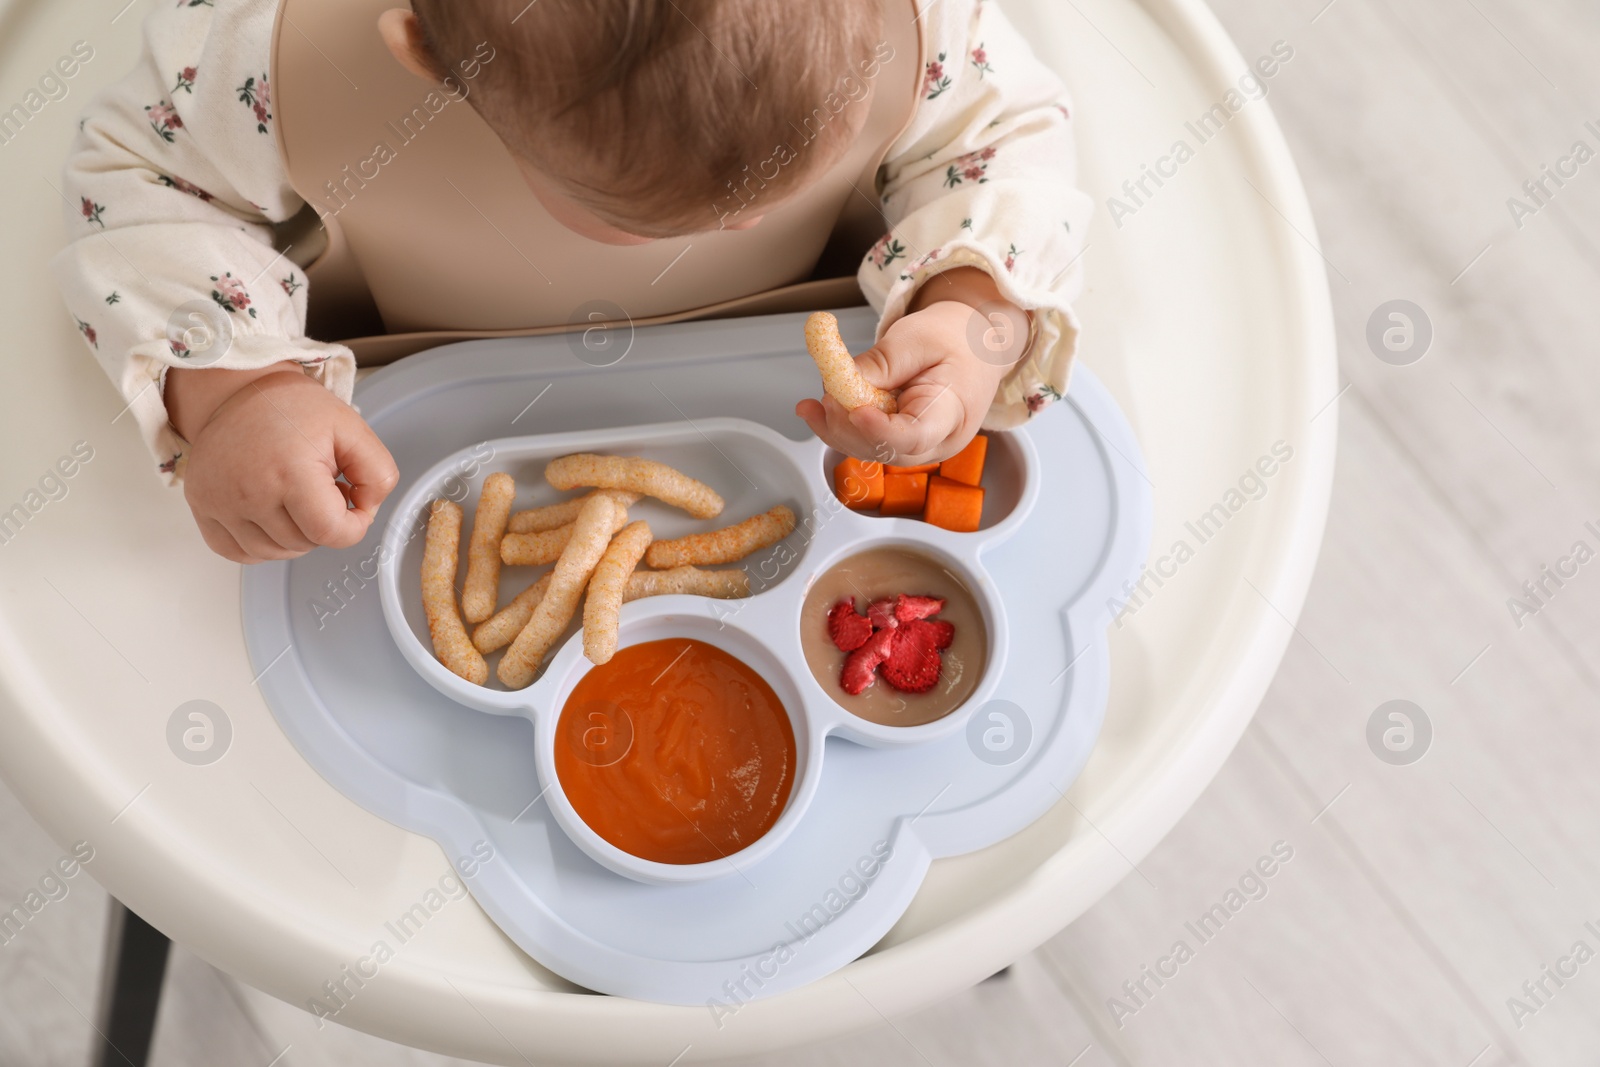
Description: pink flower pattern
xmin=867 ymin=233 xmax=906 ymax=270
xmin=238 ymin=75 xmax=271 ymax=134
xmin=173 ymin=66 xmax=197 ymax=93
xmin=209 ymin=272 xmax=257 ymax=318
xmin=1025 ymin=383 xmax=1061 ymax=414
xmin=923 ymin=52 xmax=952 ymax=99
xmin=898 ymin=247 xmax=944 ymax=282
xmin=970 ymin=44 xmax=994 ymax=78
xmin=74 ymin=317 xmax=98 ymax=349
xmin=80 ymin=197 xmax=105 ymax=228
xmin=943 ymin=145 xmax=997 ymax=187
xmin=146 ymin=100 xmax=183 ymax=142
xmin=157 ymin=174 xmax=212 ymax=201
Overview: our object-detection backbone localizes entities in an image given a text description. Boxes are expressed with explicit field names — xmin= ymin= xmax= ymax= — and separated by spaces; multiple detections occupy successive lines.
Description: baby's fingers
xmin=797 ymin=396 xmax=890 ymax=462
xmin=196 ymin=516 xmax=262 ymax=565
xmin=847 ymin=401 xmax=954 ymax=465
xmin=258 ymin=506 xmax=317 ymax=554
xmin=854 ymin=333 xmax=942 ymax=394
xmin=335 ymin=417 xmax=400 ymax=517
xmin=283 ymin=471 xmax=371 ymax=549
xmin=229 ymin=519 xmax=305 ymax=561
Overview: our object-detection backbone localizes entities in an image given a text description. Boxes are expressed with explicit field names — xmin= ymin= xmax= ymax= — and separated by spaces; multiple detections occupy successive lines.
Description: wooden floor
xmin=6 ymin=0 xmax=1600 ymax=1062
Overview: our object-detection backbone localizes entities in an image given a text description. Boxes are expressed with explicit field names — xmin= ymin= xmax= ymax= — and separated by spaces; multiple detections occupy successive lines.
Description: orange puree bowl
xmin=536 ymin=618 xmax=820 ymax=884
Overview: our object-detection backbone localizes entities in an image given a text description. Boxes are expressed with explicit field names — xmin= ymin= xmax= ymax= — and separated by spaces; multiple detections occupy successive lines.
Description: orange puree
xmin=555 ymin=639 xmax=795 ymax=865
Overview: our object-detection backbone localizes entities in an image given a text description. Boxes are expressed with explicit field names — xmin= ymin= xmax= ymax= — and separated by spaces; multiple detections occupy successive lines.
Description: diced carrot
xmin=833 ymin=457 xmax=884 ymax=510
xmin=924 ymin=475 xmax=984 ymax=532
xmin=886 ymin=462 xmax=939 ymax=475
xmin=939 ymin=434 xmax=988 ymax=487
xmin=880 ymin=472 xmax=929 ymax=517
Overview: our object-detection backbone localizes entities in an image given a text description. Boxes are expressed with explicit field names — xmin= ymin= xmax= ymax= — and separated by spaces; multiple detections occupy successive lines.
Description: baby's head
xmin=386 ymin=0 xmax=883 ymax=243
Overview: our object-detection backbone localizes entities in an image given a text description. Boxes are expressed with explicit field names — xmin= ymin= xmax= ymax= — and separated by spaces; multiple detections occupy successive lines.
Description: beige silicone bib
xmin=270 ymin=0 xmax=922 ymax=364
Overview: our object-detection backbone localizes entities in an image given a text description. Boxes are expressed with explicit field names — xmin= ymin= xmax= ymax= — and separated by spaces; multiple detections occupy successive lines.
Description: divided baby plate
xmin=241 ymin=310 xmax=1151 ymax=1004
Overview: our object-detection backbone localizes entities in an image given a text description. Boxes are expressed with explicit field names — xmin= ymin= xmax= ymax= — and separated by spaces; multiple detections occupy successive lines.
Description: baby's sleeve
xmin=860 ymin=0 xmax=1094 ymax=428
xmin=50 ymin=0 xmax=354 ymax=484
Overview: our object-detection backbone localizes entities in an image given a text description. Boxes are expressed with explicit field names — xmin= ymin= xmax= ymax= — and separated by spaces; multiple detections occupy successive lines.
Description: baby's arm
xmin=51 ymin=0 xmax=394 ymax=560
xmin=803 ymin=0 xmax=1093 ymax=460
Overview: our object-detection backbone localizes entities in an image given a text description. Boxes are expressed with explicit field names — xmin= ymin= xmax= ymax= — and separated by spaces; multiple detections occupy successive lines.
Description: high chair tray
xmin=240 ymin=307 xmax=1150 ymax=1004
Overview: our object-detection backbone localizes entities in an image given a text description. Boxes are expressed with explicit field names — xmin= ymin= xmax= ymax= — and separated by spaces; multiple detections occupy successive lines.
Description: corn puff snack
xmin=503 ymin=500 xmax=631 ymax=565
xmin=643 ymin=505 xmax=795 ymax=569
xmin=461 ymin=472 xmax=515 ymax=623
xmin=502 ymin=524 xmax=574 ymax=567
xmin=582 ymin=520 xmax=654 ymax=665
xmin=804 ymin=311 xmax=897 ymax=414
xmin=421 ymin=499 xmax=489 ymax=685
xmin=498 ymin=494 xmax=617 ymax=688
xmin=622 ymin=566 xmax=750 ymax=602
xmin=508 ymin=489 xmax=640 ymax=534
xmin=545 ymin=454 xmax=723 ymax=519
xmin=471 ymin=573 xmax=553 ymax=655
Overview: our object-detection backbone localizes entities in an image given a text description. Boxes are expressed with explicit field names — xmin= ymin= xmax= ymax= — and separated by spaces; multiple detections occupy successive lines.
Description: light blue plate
xmin=241 ymin=307 xmax=1151 ymax=1005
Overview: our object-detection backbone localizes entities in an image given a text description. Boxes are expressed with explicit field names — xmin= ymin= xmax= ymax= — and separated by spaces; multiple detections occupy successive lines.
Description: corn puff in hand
xmin=804 ymin=311 xmax=896 ymax=413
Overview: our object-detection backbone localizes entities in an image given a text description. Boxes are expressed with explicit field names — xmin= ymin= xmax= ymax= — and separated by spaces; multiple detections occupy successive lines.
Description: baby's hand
xmin=170 ymin=364 xmax=398 ymax=563
xmin=796 ymin=268 xmax=1028 ymax=466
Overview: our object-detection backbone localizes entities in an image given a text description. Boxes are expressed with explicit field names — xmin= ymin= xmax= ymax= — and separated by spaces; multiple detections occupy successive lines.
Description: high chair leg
xmin=91 ymin=899 xmax=170 ymax=1067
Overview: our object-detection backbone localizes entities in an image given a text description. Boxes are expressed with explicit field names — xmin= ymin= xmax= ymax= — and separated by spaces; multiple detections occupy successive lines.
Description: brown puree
xmin=799 ymin=547 xmax=987 ymax=726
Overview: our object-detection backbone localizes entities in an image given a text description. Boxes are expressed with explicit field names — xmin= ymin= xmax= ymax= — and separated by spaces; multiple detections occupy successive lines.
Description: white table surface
xmin=0 ymin=0 xmax=1334 ymax=1062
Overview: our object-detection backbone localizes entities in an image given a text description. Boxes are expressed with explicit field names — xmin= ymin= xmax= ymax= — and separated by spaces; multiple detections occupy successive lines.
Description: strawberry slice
xmin=867 ymin=598 xmax=900 ymax=631
xmin=827 ymin=598 xmax=874 ymax=651
xmin=894 ymin=594 xmax=945 ymax=623
xmin=841 ymin=628 xmax=896 ymax=695
xmin=881 ymin=621 xmax=943 ymax=693
xmin=912 ymin=618 xmax=955 ymax=649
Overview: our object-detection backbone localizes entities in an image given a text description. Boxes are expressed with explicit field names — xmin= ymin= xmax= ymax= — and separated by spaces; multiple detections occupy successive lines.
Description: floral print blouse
xmin=53 ymin=0 xmax=1091 ymax=484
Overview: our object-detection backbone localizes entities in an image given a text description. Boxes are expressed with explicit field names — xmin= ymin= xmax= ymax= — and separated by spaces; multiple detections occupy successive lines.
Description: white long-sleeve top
xmin=54 ymin=0 xmax=1092 ymax=483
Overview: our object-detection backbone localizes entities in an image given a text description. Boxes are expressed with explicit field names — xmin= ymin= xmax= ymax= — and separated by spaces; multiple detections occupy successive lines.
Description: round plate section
xmin=241 ymin=312 xmax=1150 ymax=1004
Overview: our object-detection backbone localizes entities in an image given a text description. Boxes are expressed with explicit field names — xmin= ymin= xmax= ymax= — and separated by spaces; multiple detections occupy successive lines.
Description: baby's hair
xmin=412 ymin=0 xmax=884 ymax=237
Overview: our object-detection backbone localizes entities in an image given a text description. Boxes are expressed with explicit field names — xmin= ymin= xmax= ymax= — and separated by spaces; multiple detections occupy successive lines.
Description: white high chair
xmin=0 ymin=0 xmax=1334 ymax=1062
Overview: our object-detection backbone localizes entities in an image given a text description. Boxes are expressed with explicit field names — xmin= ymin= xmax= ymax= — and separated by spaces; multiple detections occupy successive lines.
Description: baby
xmin=55 ymin=0 xmax=1091 ymax=563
